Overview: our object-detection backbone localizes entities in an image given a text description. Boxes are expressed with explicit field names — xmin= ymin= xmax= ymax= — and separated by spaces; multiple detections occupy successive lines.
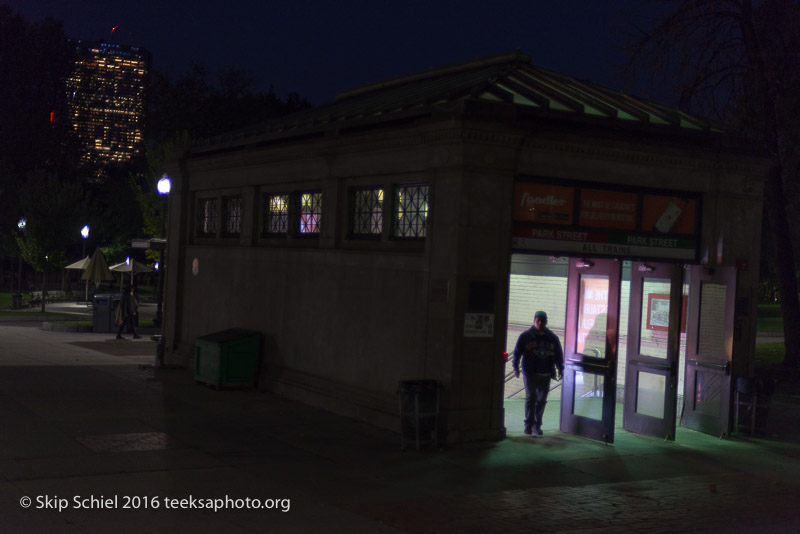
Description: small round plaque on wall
xmin=192 ymin=258 xmax=200 ymax=276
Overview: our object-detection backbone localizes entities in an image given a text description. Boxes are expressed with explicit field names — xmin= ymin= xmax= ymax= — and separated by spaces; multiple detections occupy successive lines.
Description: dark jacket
xmin=512 ymin=326 xmax=564 ymax=379
xmin=120 ymin=291 xmax=138 ymax=319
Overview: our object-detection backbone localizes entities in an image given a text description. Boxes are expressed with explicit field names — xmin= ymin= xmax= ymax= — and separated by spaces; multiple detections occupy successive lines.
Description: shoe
xmin=524 ymin=426 xmax=532 ymax=435
xmin=534 ymin=426 xmax=543 ymax=436
xmin=133 ymin=334 xmax=141 ymax=339
xmin=116 ymin=335 xmax=124 ymax=340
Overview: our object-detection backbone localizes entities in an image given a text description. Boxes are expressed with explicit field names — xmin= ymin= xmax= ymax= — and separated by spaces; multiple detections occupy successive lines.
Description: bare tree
xmin=624 ymin=0 xmax=800 ymax=368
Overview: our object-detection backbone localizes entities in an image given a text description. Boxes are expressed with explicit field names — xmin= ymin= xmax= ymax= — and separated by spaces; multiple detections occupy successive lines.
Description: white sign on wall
xmin=464 ymin=313 xmax=495 ymax=338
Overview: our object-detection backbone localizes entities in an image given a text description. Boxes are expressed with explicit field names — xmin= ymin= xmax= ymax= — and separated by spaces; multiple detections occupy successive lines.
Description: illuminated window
xmin=197 ymin=198 xmax=217 ymax=237
xmin=223 ymin=197 xmax=243 ymax=236
xmin=299 ymin=192 xmax=323 ymax=234
xmin=351 ymin=187 xmax=384 ymax=236
xmin=392 ymin=183 xmax=429 ymax=238
xmin=263 ymin=194 xmax=289 ymax=235
xmin=262 ymin=191 xmax=323 ymax=238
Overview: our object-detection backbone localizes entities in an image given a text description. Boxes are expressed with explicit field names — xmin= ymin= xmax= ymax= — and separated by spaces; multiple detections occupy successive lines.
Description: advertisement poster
xmin=641 ymin=195 xmax=697 ymax=235
xmin=578 ymin=189 xmax=638 ymax=230
xmin=577 ymin=276 xmax=609 ymax=357
xmin=512 ymin=179 xmax=700 ymax=260
xmin=512 ymin=182 xmax=574 ymax=225
xmin=646 ymin=293 xmax=687 ymax=333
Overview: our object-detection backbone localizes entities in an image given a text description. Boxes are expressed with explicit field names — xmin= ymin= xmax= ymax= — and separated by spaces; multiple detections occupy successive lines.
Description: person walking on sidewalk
xmin=512 ymin=310 xmax=563 ymax=436
xmin=115 ymin=284 xmax=141 ymax=340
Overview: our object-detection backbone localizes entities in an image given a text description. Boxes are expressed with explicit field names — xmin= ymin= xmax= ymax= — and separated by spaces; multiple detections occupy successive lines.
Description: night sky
xmin=6 ymin=0 xmax=657 ymax=105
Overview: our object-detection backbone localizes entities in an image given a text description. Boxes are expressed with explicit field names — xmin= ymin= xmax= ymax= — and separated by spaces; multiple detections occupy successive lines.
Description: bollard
xmin=151 ymin=334 xmax=165 ymax=369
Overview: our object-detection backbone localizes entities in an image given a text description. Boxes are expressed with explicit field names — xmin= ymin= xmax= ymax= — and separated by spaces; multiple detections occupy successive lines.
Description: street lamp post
xmin=81 ymin=224 xmax=90 ymax=303
xmin=14 ymin=218 xmax=26 ymax=309
xmin=154 ymin=175 xmax=171 ymax=328
xmin=81 ymin=224 xmax=89 ymax=257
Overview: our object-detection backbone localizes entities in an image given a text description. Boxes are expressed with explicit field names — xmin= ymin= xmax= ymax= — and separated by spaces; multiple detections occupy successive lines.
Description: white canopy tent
xmin=109 ymin=259 xmax=154 ymax=290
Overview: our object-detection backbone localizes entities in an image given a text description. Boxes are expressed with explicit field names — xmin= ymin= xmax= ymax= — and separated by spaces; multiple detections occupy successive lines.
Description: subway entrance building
xmin=163 ymin=52 xmax=771 ymax=444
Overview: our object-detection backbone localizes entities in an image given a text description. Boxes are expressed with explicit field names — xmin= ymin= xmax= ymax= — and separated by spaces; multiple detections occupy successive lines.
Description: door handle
xmin=566 ymin=360 xmax=609 ymax=371
xmin=629 ymin=360 xmax=670 ymax=372
xmin=689 ymin=360 xmax=731 ymax=375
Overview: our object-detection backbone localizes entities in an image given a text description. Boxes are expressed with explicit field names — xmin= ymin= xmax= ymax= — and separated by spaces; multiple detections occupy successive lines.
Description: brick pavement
xmin=2 ymin=323 xmax=800 ymax=533
xmin=342 ymin=471 xmax=800 ymax=533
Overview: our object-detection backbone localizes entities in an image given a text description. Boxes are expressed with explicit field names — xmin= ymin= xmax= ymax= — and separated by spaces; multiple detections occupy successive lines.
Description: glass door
xmin=623 ymin=262 xmax=683 ymax=440
xmin=682 ymin=266 xmax=736 ymax=437
xmin=560 ymin=258 xmax=621 ymax=444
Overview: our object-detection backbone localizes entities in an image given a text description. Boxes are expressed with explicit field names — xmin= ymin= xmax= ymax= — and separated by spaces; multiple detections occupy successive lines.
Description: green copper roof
xmin=197 ymin=51 xmax=725 ymax=147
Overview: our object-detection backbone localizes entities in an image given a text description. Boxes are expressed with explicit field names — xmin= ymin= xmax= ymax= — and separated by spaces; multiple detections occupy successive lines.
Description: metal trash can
xmin=734 ymin=377 xmax=774 ymax=435
xmin=11 ymin=293 xmax=23 ymax=309
xmin=92 ymin=293 xmax=122 ymax=333
xmin=397 ymin=380 xmax=441 ymax=450
xmin=195 ymin=328 xmax=262 ymax=388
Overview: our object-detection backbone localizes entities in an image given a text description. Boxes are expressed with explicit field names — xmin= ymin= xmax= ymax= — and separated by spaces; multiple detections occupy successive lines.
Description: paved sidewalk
xmin=1 ymin=324 xmax=799 ymax=533
xmin=0 ymin=301 xmax=157 ymax=321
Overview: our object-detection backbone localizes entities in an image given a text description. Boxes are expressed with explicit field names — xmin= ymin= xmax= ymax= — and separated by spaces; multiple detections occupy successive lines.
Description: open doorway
xmin=505 ymin=254 xmax=691 ymax=442
xmin=505 ymin=255 xmax=568 ymax=404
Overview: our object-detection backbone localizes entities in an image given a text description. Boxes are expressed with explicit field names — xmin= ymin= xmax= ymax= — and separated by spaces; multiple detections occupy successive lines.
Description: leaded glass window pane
xmin=197 ymin=198 xmax=217 ymax=236
xmin=265 ymin=194 xmax=289 ymax=235
xmin=299 ymin=192 xmax=322 ymax=234
xmin=392 ymin=184 xmax=429 ymax=238
xmin=224 ymin=197 xmax=242 ymax=236
xmin=352 ymin=188 xmax=384 ymax=235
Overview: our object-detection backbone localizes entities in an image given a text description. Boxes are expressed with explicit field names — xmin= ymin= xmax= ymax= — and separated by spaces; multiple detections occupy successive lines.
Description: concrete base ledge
xmin=41 ymin=322 xmax=93 ymax=333
xmin=0 ymin=315 xmax=77 ymax=323
xmin=263 ymin=367 xmax=399 ymax=434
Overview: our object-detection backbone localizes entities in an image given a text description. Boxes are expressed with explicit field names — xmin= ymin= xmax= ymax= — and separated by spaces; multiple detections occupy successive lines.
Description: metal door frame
xmin=682 ymin=265 xmax=736 ymax=437
xmin=622 ymin=262 xmax=683 ymax=440
xmin=560 ymin=258 xmax=621 ymax=444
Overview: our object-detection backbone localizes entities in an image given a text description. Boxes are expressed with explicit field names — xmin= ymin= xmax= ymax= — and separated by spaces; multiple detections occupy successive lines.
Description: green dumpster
xmin=194 ymin=328 xmax=262 ymax=388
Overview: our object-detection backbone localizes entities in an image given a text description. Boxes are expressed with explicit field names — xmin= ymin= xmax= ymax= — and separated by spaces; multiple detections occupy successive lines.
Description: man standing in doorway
xmin=513 ymin=310 xmax=564 ymax=436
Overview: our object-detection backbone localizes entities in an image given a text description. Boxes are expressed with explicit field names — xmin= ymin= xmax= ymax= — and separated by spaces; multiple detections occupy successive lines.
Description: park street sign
xmin=131 ymin=238 xmax=167 ymax=250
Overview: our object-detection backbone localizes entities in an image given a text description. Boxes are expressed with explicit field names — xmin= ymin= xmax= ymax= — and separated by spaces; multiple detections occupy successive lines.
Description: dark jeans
xmin=116 ymin=314 xmax=137 ymax=337
xmin=523 ymin=373 xmax=551 ymax=429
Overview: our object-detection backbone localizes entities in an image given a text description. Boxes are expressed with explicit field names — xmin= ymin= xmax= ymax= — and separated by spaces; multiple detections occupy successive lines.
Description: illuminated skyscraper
xmin=65 ymin=40 xmax=150 ymax=170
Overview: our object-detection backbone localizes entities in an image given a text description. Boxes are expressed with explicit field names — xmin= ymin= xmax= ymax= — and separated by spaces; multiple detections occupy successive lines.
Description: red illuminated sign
xmin=512 ymin=179 xmax=700 ymax=260
xmin=641 ymin=195 xmax=697 ymax=235
xmin=513 ymin=182 xmax=574 ymax=225
xmin=578 ymin=189 xmax=637 ymax=230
